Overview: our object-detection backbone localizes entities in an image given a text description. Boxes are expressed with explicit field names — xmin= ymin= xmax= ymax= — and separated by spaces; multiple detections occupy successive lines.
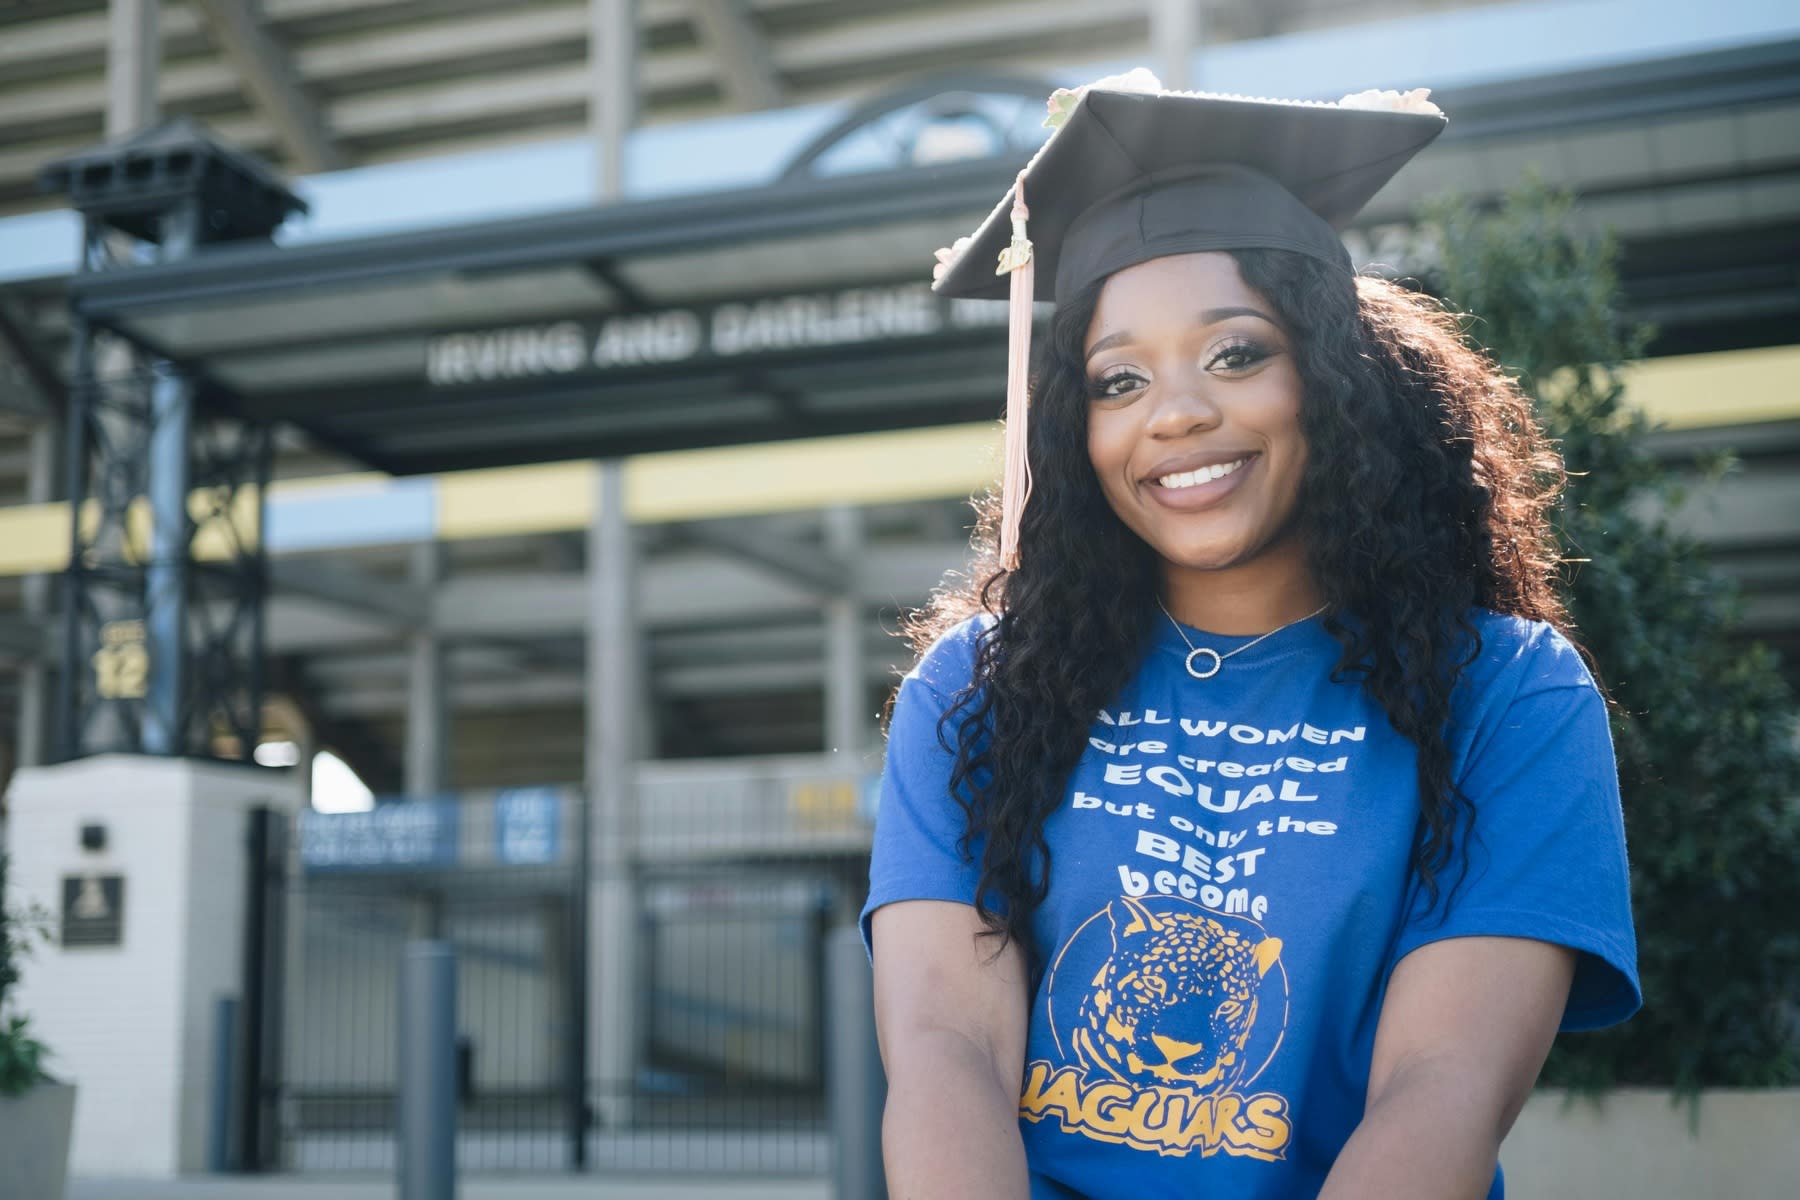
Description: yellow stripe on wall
xmin=1621 ymin=345 xmax=1800 ymax=430
xmin=438 ymin=461 xmax=595 ymax=540
xmin=0 ymin=501 xmax=69 ymax=575
xmin=625 ymin=423 xmax=999 ymax=523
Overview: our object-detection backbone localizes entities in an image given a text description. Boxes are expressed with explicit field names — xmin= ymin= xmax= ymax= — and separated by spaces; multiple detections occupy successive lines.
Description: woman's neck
xmin=1159 ymin=541 xmax=1323 ymax=636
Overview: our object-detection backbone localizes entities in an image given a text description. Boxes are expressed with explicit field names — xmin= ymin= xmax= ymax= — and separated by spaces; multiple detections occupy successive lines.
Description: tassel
xmin=997 ymin=171 xmax=1035 ymax=571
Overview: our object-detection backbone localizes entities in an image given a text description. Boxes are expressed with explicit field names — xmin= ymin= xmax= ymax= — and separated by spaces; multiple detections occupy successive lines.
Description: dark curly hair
xmin=905 ymin=247 xmax=1574 ymax=963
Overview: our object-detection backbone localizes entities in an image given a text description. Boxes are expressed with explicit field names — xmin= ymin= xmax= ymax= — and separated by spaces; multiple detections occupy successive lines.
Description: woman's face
xmin=1083 ymin=252 xmax=1307 ymax=578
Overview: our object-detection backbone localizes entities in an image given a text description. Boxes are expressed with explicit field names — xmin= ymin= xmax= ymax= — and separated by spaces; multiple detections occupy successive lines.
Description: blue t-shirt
xmin=861 ymin=608 xmax=1639 ymax=1200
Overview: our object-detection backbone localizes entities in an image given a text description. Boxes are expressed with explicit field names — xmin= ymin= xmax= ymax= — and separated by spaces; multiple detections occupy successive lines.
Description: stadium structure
xmin=0 ymin=0 xmax=1794 ymax=1183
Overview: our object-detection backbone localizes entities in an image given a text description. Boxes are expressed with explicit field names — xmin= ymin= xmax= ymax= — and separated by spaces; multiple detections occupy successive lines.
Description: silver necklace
xmin=1157 ymin=598 xmax=1328 ymax=680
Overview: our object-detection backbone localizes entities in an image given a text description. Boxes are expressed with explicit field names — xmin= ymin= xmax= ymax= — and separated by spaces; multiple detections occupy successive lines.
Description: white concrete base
xmin=1502 ymin=1087 xmax=1800 ymax=1199
xmin=5 ymin=755 xmax=300 ymax=1179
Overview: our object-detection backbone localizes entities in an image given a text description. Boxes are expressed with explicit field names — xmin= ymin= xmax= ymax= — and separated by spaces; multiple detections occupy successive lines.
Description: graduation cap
xmin=930 ymin=70 xmax=1447 ymax=567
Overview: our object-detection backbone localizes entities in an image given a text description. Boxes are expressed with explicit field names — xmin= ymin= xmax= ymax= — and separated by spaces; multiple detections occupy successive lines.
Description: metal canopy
xmin=78 ymin=158 xmax=1024 ymax=474
xmin=61 ymin=74 xmax=1065 ymax=475
xmin=48 ymin=47 xmax=1800 ymax=475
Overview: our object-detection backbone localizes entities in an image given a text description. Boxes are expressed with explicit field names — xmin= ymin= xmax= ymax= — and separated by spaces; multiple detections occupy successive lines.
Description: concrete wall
xmin=1502 ymin=1087 xmax=1800 ymax=1199
xmin=5 ymin=755 xmax=299 ymax=1177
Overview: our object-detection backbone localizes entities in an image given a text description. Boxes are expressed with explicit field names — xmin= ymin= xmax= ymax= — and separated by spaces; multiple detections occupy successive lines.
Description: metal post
xmin=141 ymin=362 xmax=193 ymax=755
xmin=823 ymin=505 xmax=865 ymax=757
xmin=590 ymin=0 xmax=637 ymax=200
xmin=107 ymin=0 xmax=160 ymax=138
xmin=238 ymin=806 xmax=284 ymax=1172
xmin=585 ymin=461 xmax=639 ymax=1133
xmin=399 ymin=940 xmax=458 ymax=1200
xmin=143 ymin=196 xmax=201 ymax=755
xmin=208 ymin=994 xmax=239 ymax=1173
xmin=827 ymin=925 xmax=887 ymax=1200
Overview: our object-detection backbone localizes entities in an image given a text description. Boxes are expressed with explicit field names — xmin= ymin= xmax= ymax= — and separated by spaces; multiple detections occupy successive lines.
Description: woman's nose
xmin=1144 ymin=380 xmax=1222 ymax=438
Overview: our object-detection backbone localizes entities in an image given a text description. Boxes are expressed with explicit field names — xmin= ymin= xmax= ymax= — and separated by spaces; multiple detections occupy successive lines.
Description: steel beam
xmin=672 ymin=519 xmax=849 ymax=596
xmin=267 ymin=558 xmax=429 ymax=627
xmin=0 ymin=302 xmax=62 ymax=417
xmin=689 ymin=0 xmax=780 ymax=111
xmin=192 ymin=0 xmax=345 ymax=172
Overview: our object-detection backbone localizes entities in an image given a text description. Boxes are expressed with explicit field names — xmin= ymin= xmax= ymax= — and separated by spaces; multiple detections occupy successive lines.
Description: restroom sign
xmin=62 ymin=874 xmax=124 ymax=948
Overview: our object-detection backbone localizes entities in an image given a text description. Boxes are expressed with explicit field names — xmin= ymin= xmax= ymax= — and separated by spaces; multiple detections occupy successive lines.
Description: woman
xmin=860 ymin=74 xmax=1639 ymax=1199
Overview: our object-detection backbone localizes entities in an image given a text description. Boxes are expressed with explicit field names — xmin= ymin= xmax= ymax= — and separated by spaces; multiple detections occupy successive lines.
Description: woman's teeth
xmin=1156 ymin=457 xmax=1249 ymax=490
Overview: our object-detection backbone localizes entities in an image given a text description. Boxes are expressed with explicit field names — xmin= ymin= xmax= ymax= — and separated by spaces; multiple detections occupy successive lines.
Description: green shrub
xmin=1419 ymin=180 xmax=1800 ymax=1091
xmin=0 ymin=851 xmax=53 ymax=1096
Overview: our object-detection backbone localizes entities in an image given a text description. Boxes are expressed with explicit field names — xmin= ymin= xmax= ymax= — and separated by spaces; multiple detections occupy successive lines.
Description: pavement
xmin=69 ymin=1176 xmax=831 ymax=1200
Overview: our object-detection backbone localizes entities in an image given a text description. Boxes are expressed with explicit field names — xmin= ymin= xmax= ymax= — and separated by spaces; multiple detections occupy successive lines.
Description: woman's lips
xmin=1142 ymin=453 xmax=1257 ymax=511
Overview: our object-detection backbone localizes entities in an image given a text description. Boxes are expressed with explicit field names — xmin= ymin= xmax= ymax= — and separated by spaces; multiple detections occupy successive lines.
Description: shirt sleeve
xmin=1391 ymin=675 xmax=1641 ymax=1032
xmin=858 ymin=667 xmax=987 ymax=961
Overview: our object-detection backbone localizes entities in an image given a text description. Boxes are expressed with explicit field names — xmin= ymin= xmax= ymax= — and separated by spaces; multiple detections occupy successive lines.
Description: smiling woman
xmin=862 ymin=75 xmax=1638 ymax=1200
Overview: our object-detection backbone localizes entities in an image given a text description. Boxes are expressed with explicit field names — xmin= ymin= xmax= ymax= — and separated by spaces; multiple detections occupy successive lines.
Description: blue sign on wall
xmin=494 ymin=787 xmax=562 ymax=865
xmin=300 ymin=801 xmax=459 ymax=871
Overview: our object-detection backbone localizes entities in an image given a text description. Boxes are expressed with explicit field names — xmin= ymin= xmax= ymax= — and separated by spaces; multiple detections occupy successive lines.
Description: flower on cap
xmin=1336 ymin=87 xmax=1442 ymax=116
xmin=931 ymin=234 xmax=974 ymax=283
xmin=1044 ymin=67 xmax=1164 ymax=129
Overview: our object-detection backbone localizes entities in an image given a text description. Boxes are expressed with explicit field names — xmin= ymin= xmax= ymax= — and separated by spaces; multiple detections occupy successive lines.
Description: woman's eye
xmin=1209 ymin=340 xmax=1271 ymax=372
xmin=1090 ymin=372 xmax=1144 ymax=398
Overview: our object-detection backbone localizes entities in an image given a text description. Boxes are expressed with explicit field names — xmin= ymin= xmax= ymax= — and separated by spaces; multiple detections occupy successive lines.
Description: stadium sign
xmin=423 ymin=281 xmax=1030 ymax=387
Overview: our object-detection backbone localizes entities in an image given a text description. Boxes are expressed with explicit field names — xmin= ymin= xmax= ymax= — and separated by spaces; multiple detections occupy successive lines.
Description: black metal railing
xmin=268 ymin=763 xmax=875 ymax=1177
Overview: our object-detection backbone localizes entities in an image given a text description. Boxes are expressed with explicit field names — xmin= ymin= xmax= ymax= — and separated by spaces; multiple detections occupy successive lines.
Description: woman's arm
xmin=871 ymin=898 xmax=1032 ymax=1200
xmin=1318 ymin=934 xmax=1575 ymax=1200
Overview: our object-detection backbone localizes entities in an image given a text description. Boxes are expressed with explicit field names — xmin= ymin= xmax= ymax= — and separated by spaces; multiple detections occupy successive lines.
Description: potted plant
xmin=0 ymin=850 xmax=75 ymax=1200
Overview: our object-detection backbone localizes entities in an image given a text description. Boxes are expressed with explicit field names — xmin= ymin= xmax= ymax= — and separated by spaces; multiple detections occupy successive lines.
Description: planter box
xmin=0 ymin=1081 xmax=76 ymax=1200
xmin=1502 ymin=1087 xmax=1800 ymax=1199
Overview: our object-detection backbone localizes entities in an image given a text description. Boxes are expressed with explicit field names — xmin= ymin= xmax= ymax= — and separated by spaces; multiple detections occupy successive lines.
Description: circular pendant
xmin=1184 ymin=647 xmax=1223 ymax=680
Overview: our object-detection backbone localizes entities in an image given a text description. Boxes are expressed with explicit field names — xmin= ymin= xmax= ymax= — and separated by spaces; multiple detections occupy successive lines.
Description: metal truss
xmin=42 ymin=121 xmax=301 ymax=763
xmin=56 ymin=320 xmax=272 ymax=760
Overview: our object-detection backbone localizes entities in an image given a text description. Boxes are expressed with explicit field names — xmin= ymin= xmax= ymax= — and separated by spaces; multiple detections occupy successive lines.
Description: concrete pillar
xmin=823 ymin=505 xmax=866 ymax=757
xmin=589 ymin=0 xmax=636 ymax=201
xmin=15 ymin=422 xmax=58 ymax=769
xmin=1151 ymin=0 xmax=1202 ymax=91
xmin=404 ymin=543 xmax=448 ymax=800
xmin=586 ymin=461 xmax=641 ymax=1131
xmin=107 ymin=0 xmax=160 ymax=138
xmin=7 ymin=755 xmax=302 ymax=1176
xmin=405 ymin=543 xmax=448 ymax=938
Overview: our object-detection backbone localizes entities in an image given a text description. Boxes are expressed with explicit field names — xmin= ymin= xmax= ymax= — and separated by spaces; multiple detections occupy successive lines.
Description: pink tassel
xmin=998 ymin=172 xmax=1035 ymax=570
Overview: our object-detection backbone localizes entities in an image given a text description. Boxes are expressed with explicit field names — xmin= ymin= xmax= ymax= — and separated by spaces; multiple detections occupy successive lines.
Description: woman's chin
xmin=1146 ymin=540 xmax=1254 ymax=573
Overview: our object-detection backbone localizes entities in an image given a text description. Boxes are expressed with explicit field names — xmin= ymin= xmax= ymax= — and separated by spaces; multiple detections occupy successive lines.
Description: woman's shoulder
xmin=903 ymin=611 xmax=995 ymax=701
xmin=1456 ymin=607 xmax=1599 ymax=704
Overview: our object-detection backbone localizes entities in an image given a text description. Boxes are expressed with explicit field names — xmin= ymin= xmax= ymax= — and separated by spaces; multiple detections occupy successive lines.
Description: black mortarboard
xmin=933 ymin=73 xmax=1448 ymax=302
xmin=927 ymin=71 xmax=1447 ymax=567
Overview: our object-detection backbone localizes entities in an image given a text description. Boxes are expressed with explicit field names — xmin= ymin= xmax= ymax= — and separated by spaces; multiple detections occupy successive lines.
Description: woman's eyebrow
xmin=1084 ymin=306 xmax=1279 ymax=362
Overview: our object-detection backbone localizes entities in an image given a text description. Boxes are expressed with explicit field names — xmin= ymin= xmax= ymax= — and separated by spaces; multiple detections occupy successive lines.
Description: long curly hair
xmin=905 ymin=247 xmax=1574 ymax=962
